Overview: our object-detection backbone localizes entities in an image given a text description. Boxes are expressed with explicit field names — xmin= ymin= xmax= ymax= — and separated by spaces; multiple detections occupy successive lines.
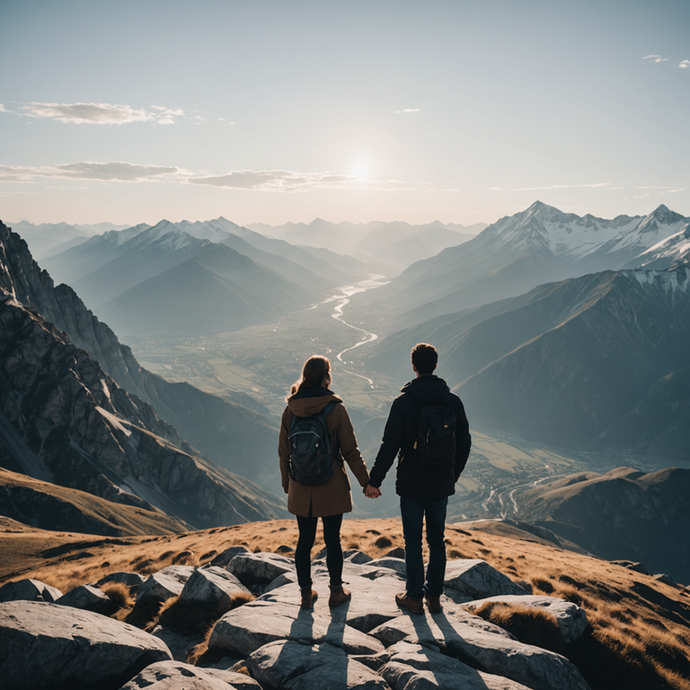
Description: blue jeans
xmin=400 ymin=496 xmax=448 ymax=600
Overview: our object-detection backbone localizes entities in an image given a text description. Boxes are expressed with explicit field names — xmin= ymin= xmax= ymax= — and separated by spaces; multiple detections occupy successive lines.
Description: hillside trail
xmin=323 ymin=275 xmax=388 ymax=387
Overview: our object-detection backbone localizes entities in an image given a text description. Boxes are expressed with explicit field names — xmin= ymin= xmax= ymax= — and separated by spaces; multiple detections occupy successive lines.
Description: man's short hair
xmin=411 ymin=343 xmax=438 ymax=375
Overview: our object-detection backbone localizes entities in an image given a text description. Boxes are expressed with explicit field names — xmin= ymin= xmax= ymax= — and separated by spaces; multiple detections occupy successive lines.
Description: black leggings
xmin=295 ymin=513 xmax=343 ymax=590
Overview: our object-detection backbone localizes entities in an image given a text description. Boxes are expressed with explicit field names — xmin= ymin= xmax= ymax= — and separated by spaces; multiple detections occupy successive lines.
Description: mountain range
xmin=0 ymin=221 xmax=288 ymax=524
xmin=356 ymin=201 xmax=690 ymax=331
xmin=6 ymin=220 xmax=132 ymax=260
xmin=248 ymin=217 xmax=485 ymax=267
xmin=367 ymin=266 xmax=690 ymax=455
xmin=40 ymin=218 xmax=351 ymax=334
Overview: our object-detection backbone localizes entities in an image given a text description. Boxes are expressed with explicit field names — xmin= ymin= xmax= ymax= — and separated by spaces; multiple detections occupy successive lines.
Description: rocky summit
xmin=0 ymin=551 xmax=592 ymax=690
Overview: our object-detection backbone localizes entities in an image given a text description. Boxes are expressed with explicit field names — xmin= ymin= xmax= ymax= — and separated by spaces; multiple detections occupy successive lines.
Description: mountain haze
xmin=356 ymin=201 xmax=690 ymax=331
xmin=368 ymin=267 xmax=690 ymax=454
xmin=98 ymin=242 xmax=315 ymax=335
xmin=44 ymin=218 xmax=338 ymax=313
xmin=0 ymin=221 xmax=282 ymax=493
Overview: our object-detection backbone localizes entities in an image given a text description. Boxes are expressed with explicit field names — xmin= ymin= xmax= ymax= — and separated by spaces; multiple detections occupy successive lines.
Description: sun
xmin=352 ymin=161 xmax=369 ymax=179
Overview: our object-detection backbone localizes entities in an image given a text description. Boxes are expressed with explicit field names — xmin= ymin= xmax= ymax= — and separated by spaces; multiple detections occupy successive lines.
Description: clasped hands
xmin=364 ymin=484 xmax=382 ymax=499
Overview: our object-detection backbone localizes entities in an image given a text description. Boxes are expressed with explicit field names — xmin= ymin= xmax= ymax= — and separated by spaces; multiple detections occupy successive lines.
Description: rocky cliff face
xmin=0 ymin=220 xmax=278 ymax=489
xmin=0 ymin=247 xmax=287 ymax=527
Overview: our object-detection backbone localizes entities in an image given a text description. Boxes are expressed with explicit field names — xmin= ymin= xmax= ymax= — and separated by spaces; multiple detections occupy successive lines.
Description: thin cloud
xmin=643 ymin=55 xmax=668 ymax=63
xmin=23 ymin=102 xmax=155 ymax=124
xmin=0 ymin=104 xmax=7 ymax=112
xmin=514 ymin=183 xmax=610 ymax=191
xmin=395 ymin=108 xmax=420 ymax=113
xmin=0 ymin=161 xmax=409 ymax=192
xmin=680 ymin=60 xmax=690 ymax=69
xmin=0 ymin=162 xmax=179 ymax=182
xmin=188 ymin=170 xmax=355 ymax=191
xmin=57 ymin=162 xmax=179 ymax=180
xmin=19 ymin=102 xmax=187 ymax=125
xmin=151 ymin=106 xmax=185 ymax=124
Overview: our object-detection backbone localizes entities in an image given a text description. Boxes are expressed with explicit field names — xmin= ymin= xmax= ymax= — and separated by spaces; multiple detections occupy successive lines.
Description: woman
xmin=279 ymin=355 xmax=370 ymax=609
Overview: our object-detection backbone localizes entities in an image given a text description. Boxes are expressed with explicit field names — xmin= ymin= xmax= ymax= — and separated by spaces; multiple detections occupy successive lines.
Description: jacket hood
xmin=401 ymin=375 xmax=451 ymax=406
xmin=287 ymin=386 xmax=342 ymax=417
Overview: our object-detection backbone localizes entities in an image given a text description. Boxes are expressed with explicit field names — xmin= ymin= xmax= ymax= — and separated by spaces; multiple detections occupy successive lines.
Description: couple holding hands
xmin=278 ymin=343 xmax=471 ymax=614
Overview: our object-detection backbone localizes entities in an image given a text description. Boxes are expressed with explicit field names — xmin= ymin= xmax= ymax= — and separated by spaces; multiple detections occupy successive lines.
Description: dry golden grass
xmin=159 ymin=590 xmax=255 ymax=636
xmin=99 ymin=581 xmax=134 ymax=610
xmin=0 ymin=470 xmax=187 ymax=537
xmin=186 ymin=625 xmax=216 ymax=665
xmin=2 ymin=517 xmax=689 ymax=689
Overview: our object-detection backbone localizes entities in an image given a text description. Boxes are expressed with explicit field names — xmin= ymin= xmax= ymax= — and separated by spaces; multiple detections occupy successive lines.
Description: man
xmin=365 ymin=343 xmax=471 ymax=614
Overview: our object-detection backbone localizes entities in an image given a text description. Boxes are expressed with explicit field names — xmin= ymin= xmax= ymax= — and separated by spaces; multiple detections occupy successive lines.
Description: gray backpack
xmin=288 ymin=401 xmax=338 ymax=485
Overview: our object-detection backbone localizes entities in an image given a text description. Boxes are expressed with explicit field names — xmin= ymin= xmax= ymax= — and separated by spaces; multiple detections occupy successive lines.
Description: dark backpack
xmin=415 ymin=402 xmax=457 ymax=469
xmin=288 ymin=401 xmax=338 ymax=485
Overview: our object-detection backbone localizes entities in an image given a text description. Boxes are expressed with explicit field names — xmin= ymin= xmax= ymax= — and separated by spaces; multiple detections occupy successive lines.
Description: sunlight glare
xmin=352 ymin=161 xmax=369 ymax=179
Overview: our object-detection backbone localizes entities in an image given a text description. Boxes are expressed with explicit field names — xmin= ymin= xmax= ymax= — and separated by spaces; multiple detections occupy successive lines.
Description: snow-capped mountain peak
xmin=483 ymin=201 xmax=641 ymax=260
xmin=634 ymin=222 xmax=690 ymax=269
xmin=478 ymin=201 xmax=689 ymax=266
xmin=603 ymin=206 xmax=689 ymax=256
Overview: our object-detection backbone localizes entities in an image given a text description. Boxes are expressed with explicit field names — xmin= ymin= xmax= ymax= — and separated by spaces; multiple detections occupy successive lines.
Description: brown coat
xmin=279 ymin=392 xmax=370 ymax=517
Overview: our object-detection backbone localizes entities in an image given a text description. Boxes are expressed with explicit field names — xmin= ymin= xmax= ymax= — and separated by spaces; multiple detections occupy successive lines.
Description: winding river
xmin=322 ymin=275 xmax=389 ymax=386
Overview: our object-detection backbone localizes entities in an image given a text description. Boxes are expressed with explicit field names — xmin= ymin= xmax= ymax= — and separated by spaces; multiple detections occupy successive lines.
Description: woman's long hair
xmin=287 ymin=355 xmax=331 ymax=400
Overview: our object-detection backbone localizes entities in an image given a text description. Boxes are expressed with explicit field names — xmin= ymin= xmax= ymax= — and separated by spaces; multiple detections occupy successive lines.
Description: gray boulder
xmin=345 ymin=549 xmax=374 ymax=564
xmin=383 ymin=547 xmax=405 ymax=559
xmin=136 ymin=565 xmax=195 ymax=605
xmin=151 ymin=625 xmax=204 ymax=662
xmin=444 ymin=559 xmax=528 ymax=602
xmin=654 ymin=573 xmax=675 ymax=586
xmin=377 ymin=640 xmax=532 ymax=689
xmin=314 ymin=548 xmax=373 ymax=565
xmin=97 ymin=571 xmax=146 ymax=592
xmin=55 ymin=583 xmax=118 ymax=615
xmin=262 ymin=565 xmax=404 ymax=633
xmin=246 ymin=639 xmax=390 ymax=689
xmin=210 ymin=545 xmax=250 ymax=568
xmin=610 ymin=560 xmax=649 ymax=575
xmin=367 ymin=557 xmax=406 ymax=576
xmin=227 ymin=552 xmax=294 ymax=585
xmin=209 ymin=598 xmax=384 ymax=657
xmin=120 ymin=660 xmax=260 ymax=689
xmin=0 ymin=578 xmax=62 ymax=603
xmin=0 ymin=600 xmax=172 ymax=690
xmin=370 ymin=609 xmax=590 ymax=690
xmin=179 ymin=566 xmax=250 ymax=608
xmin=461 ymin=594 xmax=589 ymax=644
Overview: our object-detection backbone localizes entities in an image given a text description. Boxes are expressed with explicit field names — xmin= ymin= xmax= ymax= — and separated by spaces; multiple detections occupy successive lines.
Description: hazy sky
xmin=1 ymin=0 xmax=688 ymax=226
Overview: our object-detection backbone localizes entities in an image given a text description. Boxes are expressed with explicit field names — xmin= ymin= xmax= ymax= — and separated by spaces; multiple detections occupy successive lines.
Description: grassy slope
xmin=1 ymin=517 xmax=689 ymax=689
xmin=0 ymin=468 xmax=189 ymax=538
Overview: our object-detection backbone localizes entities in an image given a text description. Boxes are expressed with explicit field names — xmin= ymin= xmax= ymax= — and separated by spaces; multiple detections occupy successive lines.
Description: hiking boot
xmin=328 ymin=586 xmax=352 ymax=607
xmin=300 ymin=589 xmax=318 ymax=609
xmin=425 ymin=593 xmax=442 ymax=613
xmin=395 ymin=591 xmax=424 ymax=615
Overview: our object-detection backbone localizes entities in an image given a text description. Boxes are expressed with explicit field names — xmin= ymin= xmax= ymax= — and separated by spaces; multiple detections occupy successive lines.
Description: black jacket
xmin=368 ymin=375 xmax=471 ymax=500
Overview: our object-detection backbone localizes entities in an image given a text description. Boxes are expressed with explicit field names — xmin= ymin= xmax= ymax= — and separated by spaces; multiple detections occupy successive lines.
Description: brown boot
xmin=395 ymin=591 xmax=424 ymax=615
xmin=300 ymin=588 xmax=318 ymax=609
xmin=328 ymin=586 xmax=352 ymax=607
xmin=425 ymin=593 xmax=442 ymax=613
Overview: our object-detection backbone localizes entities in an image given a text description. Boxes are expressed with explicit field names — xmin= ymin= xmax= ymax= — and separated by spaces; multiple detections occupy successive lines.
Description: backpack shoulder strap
xmin=320 ymin=400 xmax=338 ymax=418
